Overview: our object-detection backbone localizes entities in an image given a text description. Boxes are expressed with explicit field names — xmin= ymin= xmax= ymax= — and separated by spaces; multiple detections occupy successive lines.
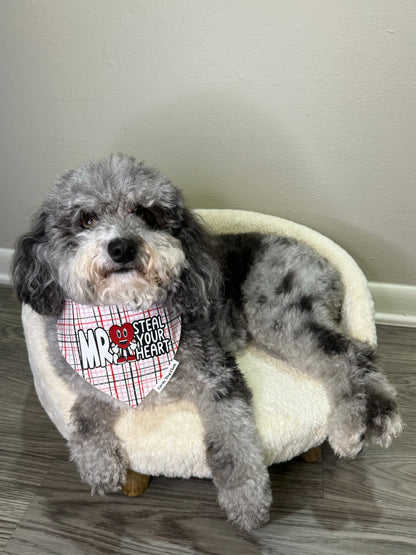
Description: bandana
xmin=57 ymin=299 xmax=181 ymax=407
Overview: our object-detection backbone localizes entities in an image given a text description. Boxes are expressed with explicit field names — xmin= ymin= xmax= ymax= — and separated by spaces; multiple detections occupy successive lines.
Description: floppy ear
xmin=174 ymin=208 xmax=222 ymax=319
xmin=11 ymin=210 xmax=64 ymax=316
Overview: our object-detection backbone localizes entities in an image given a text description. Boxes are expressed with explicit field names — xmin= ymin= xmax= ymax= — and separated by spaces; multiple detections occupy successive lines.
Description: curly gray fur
xmin=11 ymin=153 xmax=401 ymax=530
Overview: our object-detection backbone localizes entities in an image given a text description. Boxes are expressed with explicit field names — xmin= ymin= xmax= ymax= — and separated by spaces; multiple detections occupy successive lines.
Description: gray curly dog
xmin=12 ymin=154 xmax=402 ymax=530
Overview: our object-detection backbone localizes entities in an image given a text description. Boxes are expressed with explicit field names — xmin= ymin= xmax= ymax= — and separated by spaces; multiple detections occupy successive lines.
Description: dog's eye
xmin=135 ymin=206 xmax=158 ymax=229
xmin=80 ymin=213 xmax=98 ymax=229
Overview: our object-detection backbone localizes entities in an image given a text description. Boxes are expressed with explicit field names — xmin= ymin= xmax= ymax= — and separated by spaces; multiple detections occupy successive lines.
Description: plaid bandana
xmin=57 ymin=299 xmax=181 ymax=407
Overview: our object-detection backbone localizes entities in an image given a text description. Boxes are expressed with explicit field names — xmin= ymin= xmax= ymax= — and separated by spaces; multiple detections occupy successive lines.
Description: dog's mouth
xmin=113 ymin=267 xmax=134 ymax=275
xmin=104 ymin=266 xmax=136 ymax=278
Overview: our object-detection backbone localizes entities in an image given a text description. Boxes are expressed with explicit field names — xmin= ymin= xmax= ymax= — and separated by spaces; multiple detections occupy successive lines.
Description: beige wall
xmin=1 ymin=0 xmax=415 ymax=285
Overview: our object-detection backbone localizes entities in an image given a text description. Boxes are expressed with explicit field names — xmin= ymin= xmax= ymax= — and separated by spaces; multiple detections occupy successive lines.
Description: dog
xmin=11 ymin=154 xmax=402 ymax=530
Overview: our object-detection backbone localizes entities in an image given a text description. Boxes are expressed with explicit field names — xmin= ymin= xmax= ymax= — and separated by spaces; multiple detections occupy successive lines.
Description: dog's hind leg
xmin=242 ymin=236 xmax=402 ymax=457
xmin=68 ymin=396 xmax=128 ymax=495
xmin=352 ymin=339 xmax=403 ymax=448
xmin=306 ymin=328 xmax=402 ymax=456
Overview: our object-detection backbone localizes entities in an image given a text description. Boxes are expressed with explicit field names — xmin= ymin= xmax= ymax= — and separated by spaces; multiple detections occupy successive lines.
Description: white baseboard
xmin=0 ymin=248 xmax=12 ymax=285
xmin=369 ymin=282 xmax=416 ymax=328
xmin=1 ymin=247 xmax=415 ymax=327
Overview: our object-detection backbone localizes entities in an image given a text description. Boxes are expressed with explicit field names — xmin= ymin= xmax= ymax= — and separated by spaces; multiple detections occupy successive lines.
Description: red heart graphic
xmin=109 ymin=323 xmax=134 ymax=348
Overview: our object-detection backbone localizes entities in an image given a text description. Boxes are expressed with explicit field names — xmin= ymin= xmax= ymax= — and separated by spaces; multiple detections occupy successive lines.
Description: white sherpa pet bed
xmin=22 ymin=209 xmax=376 ymax=479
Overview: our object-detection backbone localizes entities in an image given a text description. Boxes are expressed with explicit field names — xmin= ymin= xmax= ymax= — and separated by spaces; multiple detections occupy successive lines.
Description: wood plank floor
xmin=0 ymin=284 xmax=415 ymax=554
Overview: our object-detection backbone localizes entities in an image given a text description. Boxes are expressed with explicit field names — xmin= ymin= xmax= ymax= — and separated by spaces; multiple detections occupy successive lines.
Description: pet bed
xmin=21 ymin=209 xmax=376 ymax=481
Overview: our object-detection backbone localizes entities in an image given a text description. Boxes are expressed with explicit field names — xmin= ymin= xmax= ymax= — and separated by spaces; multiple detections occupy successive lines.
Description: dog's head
xmin=12 ymin=154 xmax=220 ymax=317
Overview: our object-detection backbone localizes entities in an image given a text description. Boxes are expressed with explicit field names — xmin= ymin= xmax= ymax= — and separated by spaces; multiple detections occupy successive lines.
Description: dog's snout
xmin=108 ymin=238 xmax=137 ymax=264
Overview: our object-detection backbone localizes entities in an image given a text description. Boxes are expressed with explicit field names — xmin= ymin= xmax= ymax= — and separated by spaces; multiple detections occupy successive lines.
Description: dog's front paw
xmin=89 ymin=446 xmax=128 ymax=495
xmin=217 ymin=478 xmax=272 ymax=531
xmin=69 ymin=439 xmax=128 ymax=495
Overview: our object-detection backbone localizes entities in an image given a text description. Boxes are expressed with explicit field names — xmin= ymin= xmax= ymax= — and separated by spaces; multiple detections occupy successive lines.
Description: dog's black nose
xmin=108 ymin=238 xmax=137 ymax=264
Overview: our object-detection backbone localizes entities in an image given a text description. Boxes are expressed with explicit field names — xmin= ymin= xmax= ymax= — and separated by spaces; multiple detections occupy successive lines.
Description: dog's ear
xmin=11 ymin=209 xmax=64 ymax=316
xmin=174 ymin=208 xmax=222 ymax=318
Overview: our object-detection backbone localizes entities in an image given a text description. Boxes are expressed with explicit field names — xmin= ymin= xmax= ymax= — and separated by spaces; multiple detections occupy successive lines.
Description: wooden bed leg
xmin=122 ymin=470 xmax=151 ymax=497
xmin=300 ymin=445 xmax=322 ymax=463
